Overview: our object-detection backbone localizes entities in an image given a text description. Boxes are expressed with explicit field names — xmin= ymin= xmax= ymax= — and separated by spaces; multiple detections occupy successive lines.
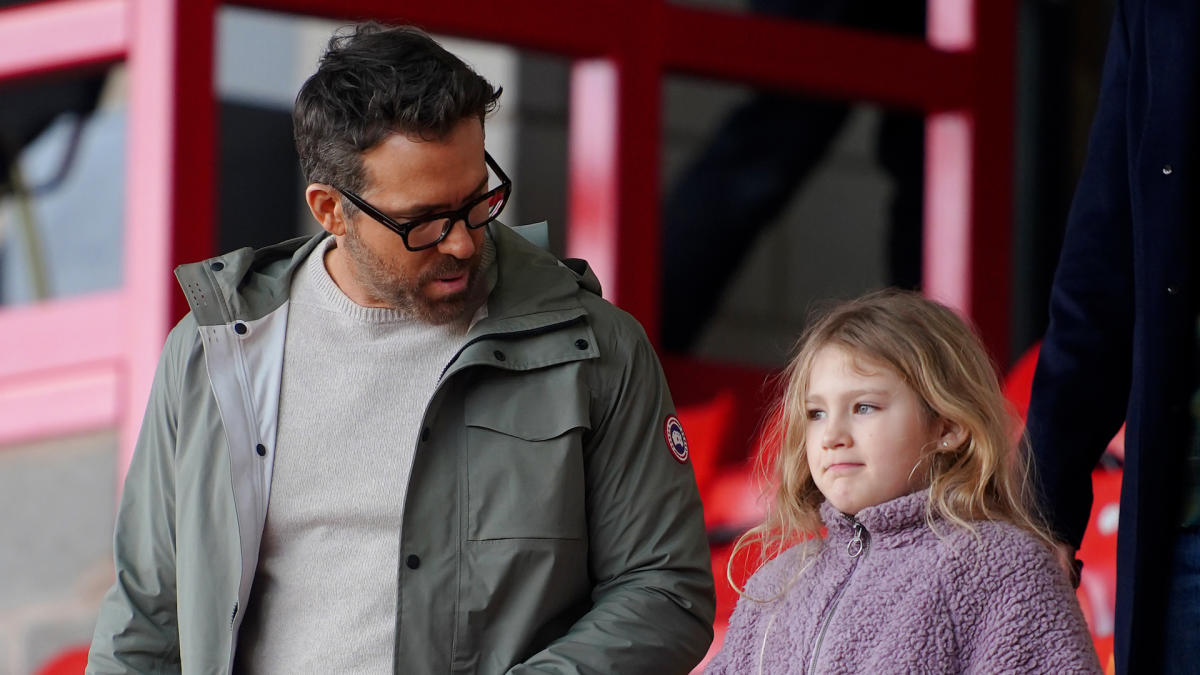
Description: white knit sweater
xmin=235 ymin=237 xmax=485 ymax=672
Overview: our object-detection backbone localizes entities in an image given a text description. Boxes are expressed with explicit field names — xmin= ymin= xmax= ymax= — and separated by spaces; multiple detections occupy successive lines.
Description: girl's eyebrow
xmin=805 ymin=388 xmax=891 ymax=405
xmin=846 ymin=388 xmax=891 ymax=398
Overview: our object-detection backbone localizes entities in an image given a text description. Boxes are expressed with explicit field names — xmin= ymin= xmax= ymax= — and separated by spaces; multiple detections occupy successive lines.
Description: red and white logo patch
xmin=663 ymin=414 xmax=689 ymax=464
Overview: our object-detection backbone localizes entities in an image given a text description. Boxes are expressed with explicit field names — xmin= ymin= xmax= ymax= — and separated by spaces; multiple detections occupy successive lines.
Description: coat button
xmin=421 ymin=427 xmax=431 ymax=442
xmin=406 ymin=555 xmax=421 ymax=569
xmin=255 ymin=444 xmax=266 ymax=457
xmin=211 ymin=261 xmax=225 ymax=271
xmin=234 ymin=321 xmax=248 ymax=335
xmin=493 ymin=350 xmax=506 ymax=362
xmin=1163 ymin=164 xmax=1173 ymax=175
xmin=574 ymin=339 xmax=589 ymax=350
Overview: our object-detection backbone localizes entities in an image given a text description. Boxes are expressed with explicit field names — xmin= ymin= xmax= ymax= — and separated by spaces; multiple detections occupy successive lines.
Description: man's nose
xmin=437 ymin=218 xmax=477 ymax=259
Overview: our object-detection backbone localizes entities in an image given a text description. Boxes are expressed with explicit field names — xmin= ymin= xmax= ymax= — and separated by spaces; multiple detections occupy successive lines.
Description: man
xmin=1025 ymin=0 xmax=1198 ymax=672
xmin=87 ymin=23 xmax=714 ymax=674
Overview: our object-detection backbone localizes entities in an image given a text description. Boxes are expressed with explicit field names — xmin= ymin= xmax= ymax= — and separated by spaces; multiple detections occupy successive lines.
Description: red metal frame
xmin=238 ymin=0 xmax=1013 ymax=358
xmin=0 ymin=0 xmax=214 ymax=479
xmin=0 ymin=0 xmax=1015 ymax=484
xmin=0 ymin=0 xmax=125 ymax=81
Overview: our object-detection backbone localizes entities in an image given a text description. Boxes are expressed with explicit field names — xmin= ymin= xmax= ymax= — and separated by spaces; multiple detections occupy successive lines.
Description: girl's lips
xmin=825 ymin=462 xmax=865 ymax=473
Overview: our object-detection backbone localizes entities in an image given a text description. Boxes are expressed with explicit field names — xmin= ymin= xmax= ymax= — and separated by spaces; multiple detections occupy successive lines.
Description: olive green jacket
xmin=86 ymin=223 xmax=715 ymax=674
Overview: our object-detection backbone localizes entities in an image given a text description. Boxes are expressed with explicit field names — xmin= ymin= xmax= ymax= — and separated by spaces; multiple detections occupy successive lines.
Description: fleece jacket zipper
xmin=807 ymin=515 xmax=871 ymax=673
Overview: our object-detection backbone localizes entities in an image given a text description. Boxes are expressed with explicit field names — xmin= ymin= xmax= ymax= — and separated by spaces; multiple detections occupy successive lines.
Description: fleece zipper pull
xmin=846 ymin=519 xmax=867 ymax=558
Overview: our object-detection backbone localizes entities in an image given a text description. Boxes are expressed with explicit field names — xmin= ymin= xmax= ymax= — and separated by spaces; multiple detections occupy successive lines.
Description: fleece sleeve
xmin=958 ymin=532 xmax=1101 ymax=674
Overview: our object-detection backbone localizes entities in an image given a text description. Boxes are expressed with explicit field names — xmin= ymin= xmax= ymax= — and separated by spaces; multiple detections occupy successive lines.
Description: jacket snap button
xmin=421 ymin=427 xmax=431 ymax=442
xmin=211 ymin=261 xmax=225 ymax=271
xmin=255 ymin=444 xmax=266 ymax=457
xmin=493 ymin=350 xmax=506 ymax=362
xmin=406 ymin=555 xmax=421 ymax=569
xmin=234 ymin=322 xmax=248 ymax=335
xmin=1162 ymin=164 xmax=1173 ymax=175
xmin=574 ymin=339 xmax=589 ymax=350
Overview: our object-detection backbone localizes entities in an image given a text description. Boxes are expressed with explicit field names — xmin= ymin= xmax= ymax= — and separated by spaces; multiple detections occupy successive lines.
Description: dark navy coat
xmin=1026 ymin=0 xmax=1198 ymax=672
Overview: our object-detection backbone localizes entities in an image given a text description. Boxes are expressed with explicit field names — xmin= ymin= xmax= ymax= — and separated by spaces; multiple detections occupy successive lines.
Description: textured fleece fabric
xmin=706 ymin=491 xmax=1101 ymax=674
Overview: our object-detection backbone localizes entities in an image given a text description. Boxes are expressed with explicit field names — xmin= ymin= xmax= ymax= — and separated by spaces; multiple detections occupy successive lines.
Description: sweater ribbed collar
xmin=306 ymin=234 xmax=494 ymax=328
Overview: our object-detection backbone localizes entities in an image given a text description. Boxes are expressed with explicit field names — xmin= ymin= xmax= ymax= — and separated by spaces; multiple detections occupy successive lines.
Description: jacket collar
xmin=820 ymin=490 xmax=932 ymax=551
xmin=466 ymin=220 xmax=599 ymax=338
xmin=176 ymin=222 xmax=602 ymax=335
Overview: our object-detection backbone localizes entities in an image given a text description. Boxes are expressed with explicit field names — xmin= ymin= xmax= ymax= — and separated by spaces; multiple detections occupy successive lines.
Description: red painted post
xmin=969 ymin=0 xmax=1017 ymax=366
xmin=566 ymin=1 xmax=664 ymax=343
xmin=925 ymin=0 xmax=1014 ymax=367
xmin=121 ymin=0 xmax=216 ymax=475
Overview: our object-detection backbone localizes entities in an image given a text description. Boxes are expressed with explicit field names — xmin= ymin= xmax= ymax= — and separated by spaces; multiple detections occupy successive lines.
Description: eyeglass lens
xmin=406 ymin=178 xmax=508 ymax=249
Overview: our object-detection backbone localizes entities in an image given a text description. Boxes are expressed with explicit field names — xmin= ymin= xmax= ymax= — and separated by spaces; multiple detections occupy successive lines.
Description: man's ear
xmin=306 ymin=184 xmax=346 ymax=236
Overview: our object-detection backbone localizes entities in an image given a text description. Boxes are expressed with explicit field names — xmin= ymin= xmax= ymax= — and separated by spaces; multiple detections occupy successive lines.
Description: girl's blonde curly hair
xmin=731 ymin=289 xmax=1056 ymax=593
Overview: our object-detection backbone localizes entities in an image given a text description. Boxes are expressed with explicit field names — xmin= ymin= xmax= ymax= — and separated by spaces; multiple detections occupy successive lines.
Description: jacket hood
xmin=174 ymin=234 xmax=322 ymax=326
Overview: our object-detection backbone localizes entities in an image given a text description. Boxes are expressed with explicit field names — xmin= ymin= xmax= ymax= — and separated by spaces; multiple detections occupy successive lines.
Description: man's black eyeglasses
xmin=337 ymin=151 xmax=512 ymax=252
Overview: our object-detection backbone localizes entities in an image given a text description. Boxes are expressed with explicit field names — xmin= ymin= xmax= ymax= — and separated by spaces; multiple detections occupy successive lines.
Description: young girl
xmin=706 ymin=290 xmax=1100 ymax=673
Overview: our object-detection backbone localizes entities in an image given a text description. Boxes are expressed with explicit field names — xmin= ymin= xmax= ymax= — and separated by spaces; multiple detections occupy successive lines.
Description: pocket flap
xmin=464 ymin=368 xmax=590 ymax=441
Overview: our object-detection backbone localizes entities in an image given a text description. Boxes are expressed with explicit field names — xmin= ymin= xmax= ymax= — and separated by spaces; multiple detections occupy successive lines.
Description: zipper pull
xmin=846 ymin=521 xmax=865 ymax=558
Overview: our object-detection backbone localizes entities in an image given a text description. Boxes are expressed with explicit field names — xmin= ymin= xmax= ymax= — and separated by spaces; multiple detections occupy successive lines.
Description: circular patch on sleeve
xmin=663 ymin=415 xmax=689 ymax=463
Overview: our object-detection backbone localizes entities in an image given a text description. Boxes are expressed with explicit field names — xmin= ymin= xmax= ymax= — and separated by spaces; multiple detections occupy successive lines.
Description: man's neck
xmin=322 ymin=238 xmax=386 ymax=309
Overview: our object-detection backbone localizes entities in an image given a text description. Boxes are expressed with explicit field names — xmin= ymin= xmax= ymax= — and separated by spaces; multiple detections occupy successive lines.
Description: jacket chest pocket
xmin=463 ymin=370 xmax=590 ymax=541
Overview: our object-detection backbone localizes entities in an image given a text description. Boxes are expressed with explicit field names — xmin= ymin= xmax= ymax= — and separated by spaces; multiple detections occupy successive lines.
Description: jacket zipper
xmin=807 ymin=516 xmax=871 ymax=674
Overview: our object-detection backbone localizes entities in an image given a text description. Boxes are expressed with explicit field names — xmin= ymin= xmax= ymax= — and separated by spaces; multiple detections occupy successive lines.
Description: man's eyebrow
xmin=387 ymin=175 xmax=489 ymax=217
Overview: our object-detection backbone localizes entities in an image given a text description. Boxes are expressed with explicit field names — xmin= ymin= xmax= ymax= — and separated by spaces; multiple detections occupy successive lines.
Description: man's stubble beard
xmin=341 ymin=226 xmax=490 ymax=325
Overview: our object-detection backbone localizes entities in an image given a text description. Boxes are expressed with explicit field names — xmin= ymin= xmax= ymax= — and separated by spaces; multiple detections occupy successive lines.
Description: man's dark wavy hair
xmin=293 ymin=22 xmax=502 ymax=197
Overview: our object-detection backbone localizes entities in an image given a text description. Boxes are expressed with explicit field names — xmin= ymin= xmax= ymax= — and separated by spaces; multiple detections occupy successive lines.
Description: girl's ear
xmin=935 ymin=419 xmax=970 ymax=451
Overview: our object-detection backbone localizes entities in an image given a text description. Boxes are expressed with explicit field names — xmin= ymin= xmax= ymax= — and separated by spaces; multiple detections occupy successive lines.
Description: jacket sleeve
xmin=511 ymin=321 xmax=716 ymax=674
xmin=1025 ymin=0 xmax=1135 ymax=549
xmin=958 ymin=532 xmax=1102 ymax=673
xmin=86 ymin=322 xmax=189 ymax=674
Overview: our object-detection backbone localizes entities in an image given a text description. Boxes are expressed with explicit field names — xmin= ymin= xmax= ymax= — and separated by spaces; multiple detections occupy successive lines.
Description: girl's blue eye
xmin=806 ymin=409 xmax=825 ymax=421
xmin=854 ymin=403 xmax=876 ymax=414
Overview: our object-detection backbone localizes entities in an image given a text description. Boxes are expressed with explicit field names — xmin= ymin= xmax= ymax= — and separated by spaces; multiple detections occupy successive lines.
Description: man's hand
xmin=1053 ymin=541 xmax=1083 ymax=588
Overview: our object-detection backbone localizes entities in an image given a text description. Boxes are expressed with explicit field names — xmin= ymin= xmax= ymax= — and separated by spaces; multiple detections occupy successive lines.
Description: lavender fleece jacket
xmin=706 ymin=491 xmax=1101 ymax=673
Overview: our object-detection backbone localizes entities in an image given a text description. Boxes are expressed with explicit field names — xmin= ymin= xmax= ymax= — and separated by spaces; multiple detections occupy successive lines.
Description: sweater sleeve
xmin=954 ymin=527 xmax=1101 ymax=673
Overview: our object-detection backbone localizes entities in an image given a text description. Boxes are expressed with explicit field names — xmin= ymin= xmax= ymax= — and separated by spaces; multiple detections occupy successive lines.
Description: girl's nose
xmin=822 ymin=416 xmax=851 ymax=450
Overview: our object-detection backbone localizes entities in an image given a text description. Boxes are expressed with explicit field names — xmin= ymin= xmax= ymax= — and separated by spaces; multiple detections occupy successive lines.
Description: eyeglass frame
xmin=334 ymin=151 xmax=512 ymax=252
